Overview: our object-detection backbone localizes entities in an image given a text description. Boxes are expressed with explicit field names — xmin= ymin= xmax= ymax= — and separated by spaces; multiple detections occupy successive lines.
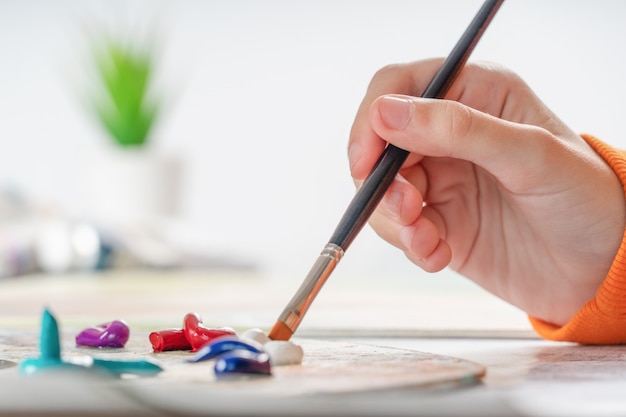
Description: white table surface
xmin=0 ymin=270 xmax=624 ymax=416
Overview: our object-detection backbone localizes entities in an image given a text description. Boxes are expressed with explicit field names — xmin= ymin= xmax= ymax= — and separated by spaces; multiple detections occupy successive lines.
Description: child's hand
xmin=348 ymin=58 xmax=625 ymax=326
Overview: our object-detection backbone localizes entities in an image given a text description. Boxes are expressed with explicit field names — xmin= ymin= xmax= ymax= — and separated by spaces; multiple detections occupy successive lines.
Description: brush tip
xmin=268 ymin=321 xmax=293 ymax=341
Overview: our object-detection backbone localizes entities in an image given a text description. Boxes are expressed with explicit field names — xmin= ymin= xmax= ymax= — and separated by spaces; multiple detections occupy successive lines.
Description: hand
xmin=348 ymin=58 xmax=625 ymax=326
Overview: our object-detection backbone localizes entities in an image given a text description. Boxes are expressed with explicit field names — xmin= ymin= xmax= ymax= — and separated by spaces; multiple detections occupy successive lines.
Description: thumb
xmin=371 ymin=95 xmax=550 ymax=181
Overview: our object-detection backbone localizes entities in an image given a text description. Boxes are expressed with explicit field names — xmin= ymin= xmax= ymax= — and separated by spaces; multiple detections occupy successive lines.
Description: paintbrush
xmin=268 ymin=0 xmax=505 ymax=341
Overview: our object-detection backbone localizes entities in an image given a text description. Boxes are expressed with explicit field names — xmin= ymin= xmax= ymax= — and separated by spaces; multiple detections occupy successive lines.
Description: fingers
xmin=346 ymin=59 xmax=566 ymax=274
xmin=362 ymin=173 xmax=451 ymax=272
xmin=370 ymin=95 xmax=554 ymax=189
xmin=407 ymin=239 xmax=453 ymax=273
xmin=368 ymin=196 xmax=452 ymax=272
xmin=348 ymin=59 xmax=445 ymax=180
xmin=348 ymin=59 xmax=545 ymax=183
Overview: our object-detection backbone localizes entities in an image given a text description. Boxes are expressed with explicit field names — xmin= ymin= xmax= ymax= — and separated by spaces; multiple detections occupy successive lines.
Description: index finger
xmin=348 ymin=59 xmax=445 ymax=180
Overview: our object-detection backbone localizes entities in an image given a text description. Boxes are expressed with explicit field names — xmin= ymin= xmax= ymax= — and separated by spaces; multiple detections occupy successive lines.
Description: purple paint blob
xmin=76 ymin=320 xmax=130 ymax=348
xmin=22 ymin=310 xmax=161 ymax=377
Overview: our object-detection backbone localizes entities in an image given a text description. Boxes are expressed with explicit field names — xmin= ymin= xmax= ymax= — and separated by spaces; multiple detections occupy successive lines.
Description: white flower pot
xmin=82 ymin=148 xmax=182 ymax=224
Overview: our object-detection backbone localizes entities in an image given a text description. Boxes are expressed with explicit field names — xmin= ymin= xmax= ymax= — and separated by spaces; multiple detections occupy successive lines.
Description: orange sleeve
xmin=529 ymin=134 xmax=626 ymax=344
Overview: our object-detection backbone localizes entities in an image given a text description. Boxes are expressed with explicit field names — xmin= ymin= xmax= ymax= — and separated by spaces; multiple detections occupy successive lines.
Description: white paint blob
xmin=239 ymin=329 xmax=304 ymax=366
xmin=264 ymin=340 xmax=304 ymax=366
xmin=240 ymin=328 xmax=270 ymax=345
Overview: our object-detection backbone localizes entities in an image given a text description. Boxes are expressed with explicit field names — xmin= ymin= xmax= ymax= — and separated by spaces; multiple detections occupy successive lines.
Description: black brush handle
xmin=329 ymin=0 xmax=504 ymax=250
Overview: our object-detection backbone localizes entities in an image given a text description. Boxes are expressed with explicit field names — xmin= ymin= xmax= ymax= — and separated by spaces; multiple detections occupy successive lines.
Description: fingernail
xmin=399 ymin=225 xmax=414 ymax=249
xmin=379 ymin=96 xmax=412 ymax=130
xmin=348 ymin=143 xmax=362 ymax=173
xmin=386 ymin=189 xmax=403 ymax=213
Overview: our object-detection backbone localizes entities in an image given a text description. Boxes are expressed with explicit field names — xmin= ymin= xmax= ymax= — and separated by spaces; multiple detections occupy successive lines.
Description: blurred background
xmin=0 ymin=0 xmax=625 ymax=287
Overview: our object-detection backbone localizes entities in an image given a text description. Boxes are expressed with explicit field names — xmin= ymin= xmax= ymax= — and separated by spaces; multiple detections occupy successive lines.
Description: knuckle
xmin=367 ymin=63 xmax=414 ymax=94
xmin=372 ymin=63 xmax=405 ymax=81
xmin=444 ymin=100 xmax=474 ymax=147
xmin=527 ymin=126 xmax=560 ymax=163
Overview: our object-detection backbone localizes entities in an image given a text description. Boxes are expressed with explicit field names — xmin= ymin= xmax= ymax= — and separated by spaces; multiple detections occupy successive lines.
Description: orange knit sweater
xmin=529 ymin=134 xmax=626 ymax=344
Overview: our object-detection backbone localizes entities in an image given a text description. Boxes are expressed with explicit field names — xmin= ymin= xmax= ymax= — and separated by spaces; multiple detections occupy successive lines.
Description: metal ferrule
xmin=277 ymin=243 xmax=344 ymax=330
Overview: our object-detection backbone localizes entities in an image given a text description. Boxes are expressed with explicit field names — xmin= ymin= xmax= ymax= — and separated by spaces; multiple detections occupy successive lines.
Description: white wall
xmin=1 ymin=0 xmax=625 ymax=285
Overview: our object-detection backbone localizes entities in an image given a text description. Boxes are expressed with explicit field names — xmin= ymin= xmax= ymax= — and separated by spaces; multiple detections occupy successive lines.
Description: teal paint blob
xmin=20 ymin=308 xmax=162 ymax=377
xmin=40 ymin=308 xmax=61 ymax=360
xmin=19 ymin=307 xmax=85 ymax=376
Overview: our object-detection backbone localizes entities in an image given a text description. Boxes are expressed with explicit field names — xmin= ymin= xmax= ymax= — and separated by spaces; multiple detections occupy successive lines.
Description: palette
xmin=149 ymin=339 xmax=484 ymax=394
xmin=0 ymin=270 xmax=507 ymax=416
xmin=0 ymin=325 xmax=485 ymax=414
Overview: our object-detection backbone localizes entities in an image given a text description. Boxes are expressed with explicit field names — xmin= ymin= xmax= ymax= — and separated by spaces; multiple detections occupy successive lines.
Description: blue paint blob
xmin=214 ymin=350 xmax=271 ymax=378
xmin=187 ymin=335 xmax=264 ymax=363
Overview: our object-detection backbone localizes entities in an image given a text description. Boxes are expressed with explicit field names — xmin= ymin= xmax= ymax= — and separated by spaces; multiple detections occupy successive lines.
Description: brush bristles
xmin=268 ymin=321 xmax=294 ymax=341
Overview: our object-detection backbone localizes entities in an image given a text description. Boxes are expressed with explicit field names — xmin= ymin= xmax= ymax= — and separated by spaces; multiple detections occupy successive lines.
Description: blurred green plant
xmin=91 ymin=38 xmax=160 ymax=147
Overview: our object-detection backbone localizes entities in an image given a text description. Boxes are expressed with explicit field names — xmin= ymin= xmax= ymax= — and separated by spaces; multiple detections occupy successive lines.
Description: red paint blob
xmin=149 ymin=329 xmax=191 ymax=352
xmin=183 ymin=313 xmax=236 ymax=352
